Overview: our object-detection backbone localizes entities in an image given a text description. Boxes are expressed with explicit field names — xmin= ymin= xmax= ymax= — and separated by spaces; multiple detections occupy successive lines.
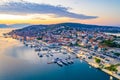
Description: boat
xmin=50 ymin=54 xmax=53 ymax=57
xmin=38 ymin=53 xmax=43 ymax=57
xmin=61 ymin=60 xmax=68 ymax=65
xmin=46 ymin=54 xmax=49 ymax=57
xmin=52 ymin=59 xmax=57 ymax=63
xmin=48 ymin=52 xmax=53 ymax=57
xmin=67 ymin=59 xmax=74 ymax=64
xmin=63 ymin=52 xmax=67 ymax=54
xmin=39 ymin=54 xmax=43 ymax=57
xmin=57 ymin=61 xmax=63 ymax=66
xmin=70 ymin=59 xmax=74 ymax=64
xmin=35 ymin=48 xmax=41 ymax=51
xmin=25 ymin=44 xmax=28 ymax=46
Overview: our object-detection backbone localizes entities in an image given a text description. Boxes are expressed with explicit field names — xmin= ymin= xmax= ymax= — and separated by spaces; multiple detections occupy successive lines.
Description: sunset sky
xmin=0 ymin=0 xmax=120 ymax=26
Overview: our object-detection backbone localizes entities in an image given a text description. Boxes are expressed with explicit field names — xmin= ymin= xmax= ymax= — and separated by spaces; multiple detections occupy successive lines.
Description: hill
xmin=0 ymin=24 xmax=8 ymax=28
xmin=9 ymin=22 xmax=120 ymax=37
xmin=9 ymin=24 xmax=30 ymax=29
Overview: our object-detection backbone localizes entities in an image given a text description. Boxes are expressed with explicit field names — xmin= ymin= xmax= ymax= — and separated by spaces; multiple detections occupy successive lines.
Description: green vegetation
xmin=115 ymin=64 xmax=120 ymax=66
xmin=75 ymin=43 xmax=82 ymax=47
xmin=95 ymin=58 xmax=101 ymax=63
xmin=101 ymin=40 xmax=120 ymax=48
xmin=113 ymin=52 xmax=120 ymax=57
xmin=105 ymin=64 xmax=118 ymax=72
xmin=99 ymin=64 xmax=104 ymax=69
xmin=37 ymin=38 xmax=42 ymax=40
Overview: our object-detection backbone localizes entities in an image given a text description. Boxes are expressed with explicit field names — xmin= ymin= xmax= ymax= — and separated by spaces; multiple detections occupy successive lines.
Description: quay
xmin=21 ymin=39 xmax=120 ymax=79
xmin=77 ymin=54 xmax=120 ymax=80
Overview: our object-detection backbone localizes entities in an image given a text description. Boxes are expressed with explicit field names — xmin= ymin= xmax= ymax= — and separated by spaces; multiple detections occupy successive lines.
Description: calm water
xmin=0 ymin=43 xmax=118 ymax=80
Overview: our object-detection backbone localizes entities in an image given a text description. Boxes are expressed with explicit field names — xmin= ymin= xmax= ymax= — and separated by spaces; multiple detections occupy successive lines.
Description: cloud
xmin=32 ymin=17 xmax=47 ymax=20
xmin=0 ymin=1 xmax=98 ymax=19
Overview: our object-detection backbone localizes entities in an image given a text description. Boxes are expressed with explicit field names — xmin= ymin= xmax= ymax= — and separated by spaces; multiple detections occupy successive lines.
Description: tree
xmin=105 ymin=65 xmax=118 ymax=73
xmin=95 ymin=58 xmax=101 ymax=63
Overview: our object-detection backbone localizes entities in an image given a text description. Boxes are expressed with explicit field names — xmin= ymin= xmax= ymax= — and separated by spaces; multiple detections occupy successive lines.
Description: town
xmin=4 ymin=24 xmax=120 ymax=80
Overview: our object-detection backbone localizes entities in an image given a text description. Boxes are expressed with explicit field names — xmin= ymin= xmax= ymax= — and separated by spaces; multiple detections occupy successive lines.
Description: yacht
xmin=57 ymin=61 xmax=63 ymax=66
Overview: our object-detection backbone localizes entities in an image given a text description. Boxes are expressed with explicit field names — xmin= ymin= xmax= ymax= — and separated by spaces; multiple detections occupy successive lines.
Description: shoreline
xmin=83 ymin=59 xmax=120 ymax=80
xmin=1 ymin=28 xmax=120 ymax=80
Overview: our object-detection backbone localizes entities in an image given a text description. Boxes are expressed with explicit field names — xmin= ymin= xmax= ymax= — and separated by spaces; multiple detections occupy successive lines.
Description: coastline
xmin=0 ymin=28 xmax=120 ymax=80
xmin=81 ymin=58 xmax=120 ymax=80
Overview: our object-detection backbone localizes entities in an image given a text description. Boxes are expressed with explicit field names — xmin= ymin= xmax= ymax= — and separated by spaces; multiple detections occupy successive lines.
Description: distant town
xmin=4 ymin=23 xmax=120 ymax=79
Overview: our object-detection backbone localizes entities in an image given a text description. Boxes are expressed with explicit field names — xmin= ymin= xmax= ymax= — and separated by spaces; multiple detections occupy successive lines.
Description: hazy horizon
xmin=0 ymin=0 xmax=120 ymax=26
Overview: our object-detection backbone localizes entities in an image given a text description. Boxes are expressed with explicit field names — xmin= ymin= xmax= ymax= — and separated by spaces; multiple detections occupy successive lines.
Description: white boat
xmin=50 ymin=53 xmax=53 ymax=57
xmin=61 ymin=60 xmax=68 ymax=65
xmin=38 ymin=53 xmax=43 ymax=57
xmin=67 ymin=59 xmax=73 ymax=64
xmin=57 ymin=61 xmax=63 ymax=66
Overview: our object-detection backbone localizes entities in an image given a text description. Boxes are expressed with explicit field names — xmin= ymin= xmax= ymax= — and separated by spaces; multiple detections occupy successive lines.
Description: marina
xmin=23 ymin=40 xmax=77 ymax=67
xmin=0 ymin=43 xmax=117 ymax=80
xmin=22 ymin=40 xmax=120 ymax=80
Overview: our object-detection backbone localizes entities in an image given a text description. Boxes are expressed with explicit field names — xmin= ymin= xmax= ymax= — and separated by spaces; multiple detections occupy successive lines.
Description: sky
xmin=0 ymin=0 xmax=120 ymax=26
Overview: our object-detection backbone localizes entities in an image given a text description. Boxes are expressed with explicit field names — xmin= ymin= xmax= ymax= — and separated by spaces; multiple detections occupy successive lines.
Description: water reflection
xmin=0 ymin=42 xmax=117 ymax=80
